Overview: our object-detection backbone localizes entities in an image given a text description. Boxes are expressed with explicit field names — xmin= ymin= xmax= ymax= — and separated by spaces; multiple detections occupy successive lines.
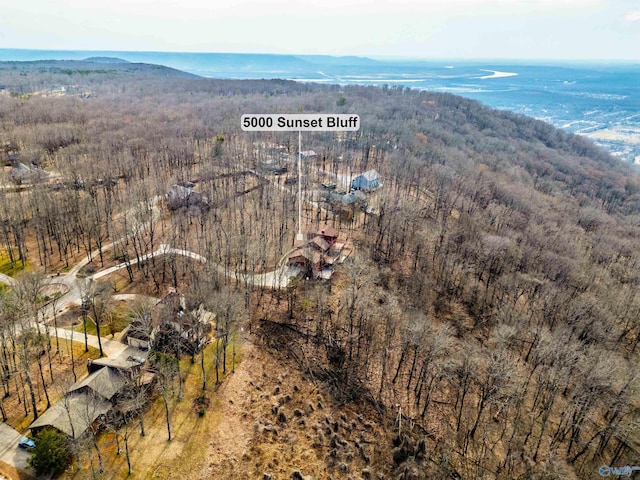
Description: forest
xmin=1 ymin=59 xmax=640 ymax=479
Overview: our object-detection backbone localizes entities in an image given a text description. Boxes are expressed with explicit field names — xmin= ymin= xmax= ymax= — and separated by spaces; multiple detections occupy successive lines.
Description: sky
xmin=1 ymin=0 xmax=639 ymax=60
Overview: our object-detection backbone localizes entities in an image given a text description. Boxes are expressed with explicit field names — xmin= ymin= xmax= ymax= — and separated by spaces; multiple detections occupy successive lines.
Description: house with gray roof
xmin=351 ymin=169 xmax=381 ymax=191
xmin=29 ymin=351 xmax=149 ymax=440
xmin=29 ymin=393 xmax=111 ymax=439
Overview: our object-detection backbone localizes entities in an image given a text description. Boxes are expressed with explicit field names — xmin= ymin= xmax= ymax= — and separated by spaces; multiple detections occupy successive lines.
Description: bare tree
xmin=211 ymin=290 xmax=246 ymax=376
xmin=88 ymin=280 xmax=112 ymax=358
xmin=15 ymin=270 xmax=48 ymax=332
xmin=150 ymin=351 xmax=178 ymax=441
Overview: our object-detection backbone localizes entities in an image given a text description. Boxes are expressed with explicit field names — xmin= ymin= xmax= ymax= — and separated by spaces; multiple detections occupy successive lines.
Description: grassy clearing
xmin=0 ymin=248 xmax=29 ymax=276
xmin=110 ymin=274 xmax=133 ymax=294
xmin=71 ymin=317 xmax=111 ymax=337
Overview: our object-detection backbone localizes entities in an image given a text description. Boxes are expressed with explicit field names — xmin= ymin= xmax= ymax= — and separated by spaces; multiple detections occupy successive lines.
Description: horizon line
xmin=0 ymin=47 xmax=639 ymax=65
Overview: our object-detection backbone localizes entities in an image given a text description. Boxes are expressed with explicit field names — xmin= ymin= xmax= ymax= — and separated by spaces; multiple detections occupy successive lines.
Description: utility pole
xmin=297 ymin=130 xmax=304 ymax=242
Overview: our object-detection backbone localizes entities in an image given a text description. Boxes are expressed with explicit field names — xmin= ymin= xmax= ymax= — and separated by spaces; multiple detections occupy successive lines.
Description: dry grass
xmin=0 ymin=460 xmax=36 ymax=480
xmin=198 ymin=338 xmax=395 ymax=480
xmin=56 ymin=332 xmax=396 ymax=480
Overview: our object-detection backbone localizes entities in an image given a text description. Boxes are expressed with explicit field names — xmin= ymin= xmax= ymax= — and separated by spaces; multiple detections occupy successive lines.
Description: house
xmin=30 ymin=365 xmax=127 ymax=439
xmin=30 ymin=350 xmax=150 ymax=440
xmin=29 ymin=393 xmax=112 ymax=439
xmin=324 ymin=190 xmax=366 ymax=207
xmin=137 ymin=291 xmax=214 ymax=355
xmin=351 ymin=169 xmax=381 ymax=191
xmin=341 ymin=191 xmax=367 ymax=206
xmin=313 ymin=225 xmax=338 ymax=244
xmin=87 ymin=354 xmax=146 ymax=376
xmin=288 ymin=225 xmax=348 ymax=280
xmin=9 ymin=162 xmax=49 ymax=185
xmin=166 ymin=183 xmax=209 ymax=211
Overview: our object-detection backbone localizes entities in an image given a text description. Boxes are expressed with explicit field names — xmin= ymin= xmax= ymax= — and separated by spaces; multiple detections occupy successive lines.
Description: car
xmin=18 ymin=437 xmax=35 ymax=449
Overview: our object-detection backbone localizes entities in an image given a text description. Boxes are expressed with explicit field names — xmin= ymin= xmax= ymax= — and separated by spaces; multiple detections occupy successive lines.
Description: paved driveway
xmin=0 ymin=423 xmax=33 ymax=474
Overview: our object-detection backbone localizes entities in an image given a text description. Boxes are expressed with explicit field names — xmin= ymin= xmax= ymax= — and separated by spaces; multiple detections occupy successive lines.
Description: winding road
xmin=0 ymin=192 xmax=300 ymax=324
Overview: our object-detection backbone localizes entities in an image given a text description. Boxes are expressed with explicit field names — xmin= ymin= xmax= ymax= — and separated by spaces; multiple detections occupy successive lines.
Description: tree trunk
xmin=125 ymin=434 xmax=133 ymax=475
xmin=201 ymin=348 xmax=207 ymax=391
xmin=162 ymin=389 xmax=172 ymax=441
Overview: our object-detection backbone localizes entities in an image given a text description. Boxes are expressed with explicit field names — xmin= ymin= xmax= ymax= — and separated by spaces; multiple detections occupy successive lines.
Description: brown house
xmin=312 ymin=225 xmax=338 ymax=245
xmin=289 ymin=225 xmax=348 ymax=280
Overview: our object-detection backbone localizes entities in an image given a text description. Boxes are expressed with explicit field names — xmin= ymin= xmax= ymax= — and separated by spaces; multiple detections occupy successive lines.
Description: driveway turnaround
xmin=0 ymin=422 xmax=33 ymax=474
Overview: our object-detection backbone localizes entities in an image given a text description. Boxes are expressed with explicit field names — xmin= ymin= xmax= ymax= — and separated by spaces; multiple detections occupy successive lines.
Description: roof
xmin=288 ymin=251 xmax=308 ymax=263
xmin=13 ymin=162 xmax=31 ymax=172
xmin=288 ymin=248 xmax=321 ymax=265
xmin=68 ymin=366 xmax=127 ymax=401
xmin=360 ymin=169 xmax=380 ymax=181
xmin=89 ymin=356 xmax=144 ymax=372
xmin=30 ymin=393 xmax=111 ymax=439
xmin=166 ymin=185 xmax=208 ymax=210
xmin=318 ymin=268 xmax=334 ymax=280
xmin=317 ymin=225 xmax=338 ymax=238
xmin=309 ymin=250 xmax=322 ymax=265
xmin=194 ymin=304 xmax=216 ymax=326
xmin=310 ymin=236 xmax=330 ymax=252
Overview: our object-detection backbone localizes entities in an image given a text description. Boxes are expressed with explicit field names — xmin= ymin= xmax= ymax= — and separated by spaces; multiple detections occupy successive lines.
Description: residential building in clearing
xmin=287 ymin=225 xmax=351 ymax=280
xmin=351 ymin=169 xmax=381 ymax=191
xmin=29 ymin=351 xmax=148 ymax=440
xmin=166 ymin=183 xmax=209 ymax=211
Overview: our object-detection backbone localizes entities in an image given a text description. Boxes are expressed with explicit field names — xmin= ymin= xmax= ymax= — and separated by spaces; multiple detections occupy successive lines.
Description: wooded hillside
xmin=1 ymin=61 xmax=639 ymax=479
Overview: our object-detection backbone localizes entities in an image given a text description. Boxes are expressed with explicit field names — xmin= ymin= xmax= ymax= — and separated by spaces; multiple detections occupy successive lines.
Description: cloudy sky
xmin=1 ymin=0 xmax=639 ymax=60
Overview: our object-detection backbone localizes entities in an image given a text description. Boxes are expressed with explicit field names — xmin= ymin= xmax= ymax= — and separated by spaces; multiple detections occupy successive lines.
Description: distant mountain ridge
xmin=0 ymin=58 xmax=200 ymax=88
xmin=0 ymin=49 xmax=380 ymax=76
